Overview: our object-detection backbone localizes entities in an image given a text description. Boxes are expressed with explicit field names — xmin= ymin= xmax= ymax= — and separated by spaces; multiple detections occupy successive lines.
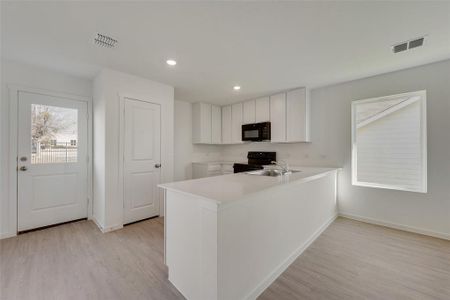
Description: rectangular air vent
xmin=393 ymin=43 xmax=408 ymax=53
xmin=94 ymin=33 xmax=118 ymax=48
xmin=408 ymin=37 xmax=424 ymax=49
xmin=392 ymin=36 xmax=425 ymax=53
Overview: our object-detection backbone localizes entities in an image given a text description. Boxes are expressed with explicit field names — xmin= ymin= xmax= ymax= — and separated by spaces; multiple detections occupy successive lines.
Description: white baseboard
xmin=246 ymin=213 xmax=338 ymax=300
xmin=339 ymin=212 xmax=450 ymax=241
xmin=101 ymin=223 xmax=123 ymax=233
xmin=92 ymin=217 xmax=123 ymax=233
xmin=0 ymin=232 xmax=16 ymax=240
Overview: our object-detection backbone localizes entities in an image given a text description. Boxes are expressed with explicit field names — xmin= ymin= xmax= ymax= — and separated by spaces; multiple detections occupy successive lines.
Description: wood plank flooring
xmin=0 ymin=217 xmax=184 ymax=300
xmin=259 ymin=217 xmax=450 ymax=300
xmin=1 ymin=217 xmax=449 ymax=300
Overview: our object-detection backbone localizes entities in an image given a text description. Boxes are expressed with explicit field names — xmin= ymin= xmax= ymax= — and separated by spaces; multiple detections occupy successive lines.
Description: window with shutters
xmin=351 ymin=90 xmax=427 ymax=193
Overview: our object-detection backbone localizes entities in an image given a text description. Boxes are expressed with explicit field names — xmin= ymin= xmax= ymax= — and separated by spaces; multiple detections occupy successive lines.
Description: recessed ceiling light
xmin=233 ymin=86 xmax=241 ymax=90
xmin=166 ymin=59 xmax=177 ymax=66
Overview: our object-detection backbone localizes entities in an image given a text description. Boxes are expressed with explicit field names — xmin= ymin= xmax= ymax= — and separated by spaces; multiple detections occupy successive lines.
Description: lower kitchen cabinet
xmin=192 ymin=162 xmax=234 ymax=179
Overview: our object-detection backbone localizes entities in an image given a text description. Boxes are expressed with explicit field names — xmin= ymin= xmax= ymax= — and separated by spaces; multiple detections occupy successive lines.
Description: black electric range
xmin=233 ymin=151 xmax=276 ymax=173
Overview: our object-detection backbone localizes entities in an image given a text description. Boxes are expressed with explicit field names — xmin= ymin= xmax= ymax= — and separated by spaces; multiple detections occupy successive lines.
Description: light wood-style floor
xmin=0 ymin=217 xmax=183 ymax=300
xmin=259 ymin=217 xmax=450 ymax=300
xmin=1 ymin=217 xmax=449 ymax=300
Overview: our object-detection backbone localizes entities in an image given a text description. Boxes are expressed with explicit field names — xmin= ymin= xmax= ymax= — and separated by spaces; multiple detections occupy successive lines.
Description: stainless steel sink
xmin=246 ymin=169 xmax=301 ymax=177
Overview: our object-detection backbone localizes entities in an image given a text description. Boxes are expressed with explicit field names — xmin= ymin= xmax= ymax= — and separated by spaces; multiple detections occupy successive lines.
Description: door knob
xmin=155 ymin=163 xmax=161 ymax=168
xmin=19 ymin=166 xmax=27 ymax=171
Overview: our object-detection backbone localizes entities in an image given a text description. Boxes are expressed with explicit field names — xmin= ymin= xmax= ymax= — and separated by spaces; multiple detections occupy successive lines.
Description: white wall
xmin=0 ymin=59 xmax=92 ymax=238
xmin=174 ymin=100 xmax=223 ymax=181
xmin=93 ymin=69 xmax=174 ymax=231
xmin=220 ymin=59 xmax=450 ymax=238
xmin=317 ymin=60 xmax=450 ymax=238
xmin=92 ymin=73 xmax=106 ymax=227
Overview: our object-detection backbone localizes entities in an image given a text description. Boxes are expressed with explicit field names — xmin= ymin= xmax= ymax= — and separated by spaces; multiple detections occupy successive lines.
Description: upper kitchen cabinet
xmin=192 ymin=103 xmax=222 ymax=144
xmin=192 ymin=87 xmax=309 ymax=145
xmin=211 ymin=105 xmax=222 ymax=144
xmin=286 ymin=88 xmax=310 ymax=142
xmin=270 ymin=88 xmax=310 ymax=143
xmin=231 ymin=102 xmax=243 ymax=143
xmin=243 ymin=100 xmax=256 ymax=124
xmin=192 ymin=103 xmax=212 ymax=144
xmin=270 ymin=93 xmax=286 ymax=143
xmin=255 ymin=96 xmax=270 ymax=122
xmin=221 ymin=105 xmax=232 ymax=144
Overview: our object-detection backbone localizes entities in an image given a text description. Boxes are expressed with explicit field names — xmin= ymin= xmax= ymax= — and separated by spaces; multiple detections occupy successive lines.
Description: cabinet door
xmin=270 ymin=93 xmax=286 ymax=143
xmin=286 ymin=88 xmax=310 ymax=142
xmin=221 ymin=105 xmax=232 ymax=144
xmin=231 ymin=103 xmax=243 ymax=144
xmin=192 ymin=163 xmax=208 ymax=179
xmin=243 ymin=100 xmax=256 ymax=124
xmin=211 ymin=105 xmax=222 ymax=144
xmin=192 ymin=103 xmax=211 ymax=144
xmin=255 ymin=97 xmax=270 ymax=122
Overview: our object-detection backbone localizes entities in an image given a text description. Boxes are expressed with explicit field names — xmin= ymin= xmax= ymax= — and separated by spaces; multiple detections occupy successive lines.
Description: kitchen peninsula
xmin=159 ymin=167 xmax=339 ymax=300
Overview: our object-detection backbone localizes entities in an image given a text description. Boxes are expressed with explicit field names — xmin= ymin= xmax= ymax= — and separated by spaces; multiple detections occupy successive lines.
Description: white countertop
xmin=159 ymin=167 xmax=339 ymax=206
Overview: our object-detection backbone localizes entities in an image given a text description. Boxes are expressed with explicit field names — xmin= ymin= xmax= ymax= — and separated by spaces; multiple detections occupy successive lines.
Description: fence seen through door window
xmin=32 ymin=141 xmax=78 ymax=164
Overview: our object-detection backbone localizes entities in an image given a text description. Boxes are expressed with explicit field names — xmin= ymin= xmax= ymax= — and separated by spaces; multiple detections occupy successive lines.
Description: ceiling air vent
xmin=392 ymin=36 xmax=425 ymax=53
xmin=94 ymin=33 xmax=118 ymax=48
xmin=408 ymin=37 xmax=424 ymax=49
xmin=393 ymin=42 xmax=408 ymax=53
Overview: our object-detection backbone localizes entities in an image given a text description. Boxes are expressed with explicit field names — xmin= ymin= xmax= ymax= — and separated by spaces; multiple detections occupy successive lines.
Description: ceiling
xmin=2 ymin=1 xmax=450 ymax=105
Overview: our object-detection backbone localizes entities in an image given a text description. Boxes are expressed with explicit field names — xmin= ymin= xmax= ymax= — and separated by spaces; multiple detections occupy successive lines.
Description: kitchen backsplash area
xmin=220 ymin=142 xmax=341 ymax=168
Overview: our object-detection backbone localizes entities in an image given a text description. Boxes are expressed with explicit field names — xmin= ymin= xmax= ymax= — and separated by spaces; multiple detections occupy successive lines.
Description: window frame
xmin=351 ymin=90 xmax=427 ymax=193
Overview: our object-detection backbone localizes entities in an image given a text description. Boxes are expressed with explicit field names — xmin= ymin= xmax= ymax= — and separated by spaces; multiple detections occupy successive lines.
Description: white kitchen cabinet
xmin=231 ymin=103 xmax=243 ymax=143
xmin=221 ymin=162 xmax=234 ymax=174
xmin=211 ymin=105 xmax=222 ymax=144
xmin=192 ymin=103 xmax=212 ymax=144
xmin=255 ymin=96 xmax=270 ymax=122
xmin=192 ymin=162 xmax=222 ymax=179
xmin=192 ymin=162 xmax=235 ymax=179
xmin=286 ymin=88 xmax=310 ymax=142
xmin=193 ymin=87 xmax=309 ymax=145
xmin=221 ymin=105 xmax=232 ymax=144
xmin=269 ymin=93 xmax=286 ymax=143
xmin=243 ymin=100 xmax=256 ymax=124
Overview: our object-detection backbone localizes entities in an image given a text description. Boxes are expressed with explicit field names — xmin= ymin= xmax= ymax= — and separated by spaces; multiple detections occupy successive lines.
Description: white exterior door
xmin=123 ymin=98 xmax=161 ymax=224
xmin=17 ymin=91 xmax=88 ymax=231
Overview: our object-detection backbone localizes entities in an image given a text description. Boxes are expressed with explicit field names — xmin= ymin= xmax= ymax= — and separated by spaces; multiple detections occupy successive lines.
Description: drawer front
xmin=207 ymin=171 xmax=222 ymax=177
xmin=207 ymin=164 xmax=222 ymax=171
xmin=221 ymin=163 xmax=234 ymax=173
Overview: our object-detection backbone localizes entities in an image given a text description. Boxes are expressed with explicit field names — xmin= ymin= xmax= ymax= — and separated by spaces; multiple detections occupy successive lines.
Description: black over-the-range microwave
xmin=241 ymin=122 xmax=271 ymax=142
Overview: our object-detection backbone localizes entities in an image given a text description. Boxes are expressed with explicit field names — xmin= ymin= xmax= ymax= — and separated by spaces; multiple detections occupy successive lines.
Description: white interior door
xmin=123 ymin=98 xmax=161 ymax=224
xmin=17 ymin=91 xmax=88 ymax=231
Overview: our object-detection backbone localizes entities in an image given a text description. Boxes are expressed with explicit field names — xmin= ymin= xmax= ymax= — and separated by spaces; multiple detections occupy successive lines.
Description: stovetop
xmin=233 ymin=152 xmax=276 ymax=173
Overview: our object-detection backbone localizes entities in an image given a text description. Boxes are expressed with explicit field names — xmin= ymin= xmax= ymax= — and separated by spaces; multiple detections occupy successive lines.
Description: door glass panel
xmin=244 ymin=129 xmax=259 ymax=138
xmin=31 ymin=104 xmax=78 ymax=164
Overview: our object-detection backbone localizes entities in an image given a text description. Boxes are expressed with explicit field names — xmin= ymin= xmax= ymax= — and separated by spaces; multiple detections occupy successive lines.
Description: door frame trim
xmin=118 ymin=94 xmax=162 ymax=225
xmin=7 ymin=85 xmax=93 ymax=237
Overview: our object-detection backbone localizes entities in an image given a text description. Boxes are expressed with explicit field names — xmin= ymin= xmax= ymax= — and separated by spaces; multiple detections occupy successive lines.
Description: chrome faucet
xmin=271 ymin=160 xmax=289 ymax=173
